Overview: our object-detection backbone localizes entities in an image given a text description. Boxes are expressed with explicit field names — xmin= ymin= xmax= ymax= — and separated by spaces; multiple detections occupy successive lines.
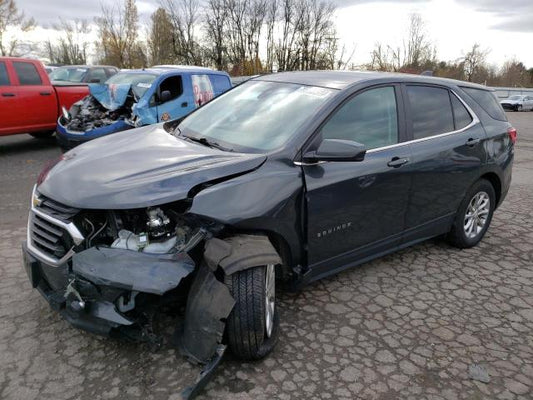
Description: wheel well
xmin=480 ymin=172 xmax=502 ymax=206
xmin=226 ymin=229 xmax=294 ymax=282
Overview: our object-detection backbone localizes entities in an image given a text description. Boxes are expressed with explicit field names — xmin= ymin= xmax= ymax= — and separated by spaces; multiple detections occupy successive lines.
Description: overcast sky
xmin=14 ymin=0 xmax=533 ymax=68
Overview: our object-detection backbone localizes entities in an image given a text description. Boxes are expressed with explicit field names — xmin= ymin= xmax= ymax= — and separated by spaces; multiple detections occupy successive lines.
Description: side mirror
xmin=89 ymin=78 xmax=101 ymax=83
xmin=159 ymin=90 xmax=172 ymax=103
xmin=303 ymin=139 xmax=367 ymax=163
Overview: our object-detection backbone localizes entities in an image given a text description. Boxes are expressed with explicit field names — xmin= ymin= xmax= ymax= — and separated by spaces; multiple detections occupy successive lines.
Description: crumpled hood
xmin=89 ymin=83 xmax=132 ymax=110
xmin=38 ymin=124 xmax=267 ymax=209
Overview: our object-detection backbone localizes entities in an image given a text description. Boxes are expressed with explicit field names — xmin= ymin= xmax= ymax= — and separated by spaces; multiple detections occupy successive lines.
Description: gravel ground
xmin=0 ymin=112 xmax=532 ymax=400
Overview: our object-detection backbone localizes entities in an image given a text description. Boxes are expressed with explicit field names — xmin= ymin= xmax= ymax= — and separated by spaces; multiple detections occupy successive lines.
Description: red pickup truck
xmin=0 ymin=57 xmax=89 ymax=138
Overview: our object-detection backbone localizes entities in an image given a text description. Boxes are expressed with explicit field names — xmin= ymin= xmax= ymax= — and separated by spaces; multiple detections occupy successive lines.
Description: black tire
xmin=516 ymin=105 xmax=522 ymax=112
xmin=447 ymin=179 xmax=495 ymax=249
xmin=30 ymin=131 xmax=54 ymax=139
xmin=225 ymin=266 xmax=279 ymax=360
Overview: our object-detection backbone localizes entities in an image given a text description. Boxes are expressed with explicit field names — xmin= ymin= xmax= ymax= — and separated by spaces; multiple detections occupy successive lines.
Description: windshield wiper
xmin=181 ymin=134 xmax=233 ymax=152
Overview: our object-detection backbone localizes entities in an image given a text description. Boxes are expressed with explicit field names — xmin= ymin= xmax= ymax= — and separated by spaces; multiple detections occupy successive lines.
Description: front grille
xmin=38 ymin=194 xmax=80 ymax=221
xmin=28 ymin=192 xmax=83 ymax=264
xmin=30 ymin=213 xmax=70 ymax=259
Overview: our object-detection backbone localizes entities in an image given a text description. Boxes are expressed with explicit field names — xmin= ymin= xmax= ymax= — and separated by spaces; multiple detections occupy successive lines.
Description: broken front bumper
xmin=22 ymin=241 xmax=195 ymax=337
xmin=56 ymin=118 xmax=132 ymax=148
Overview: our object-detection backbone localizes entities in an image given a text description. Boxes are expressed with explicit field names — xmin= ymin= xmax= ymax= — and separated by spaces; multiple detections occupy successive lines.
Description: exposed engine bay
xmin=25 ymin=193 xmax=281 ymax=398
xmin=60 ymin=92 xmax=135 ymax=133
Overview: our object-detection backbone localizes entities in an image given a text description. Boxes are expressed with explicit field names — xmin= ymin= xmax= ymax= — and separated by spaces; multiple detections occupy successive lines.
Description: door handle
xmin=466 ymin=138 xmax=480 ymax=147
xmin=387 ymin=157 xmax=409 ymax=168
xmin=40 ymin=91 xmax=52 ymax=96
xmin=1 ymin=93 xmax=15 ymax=97
xmin=181 ymin=102 xmax=188 ymax=107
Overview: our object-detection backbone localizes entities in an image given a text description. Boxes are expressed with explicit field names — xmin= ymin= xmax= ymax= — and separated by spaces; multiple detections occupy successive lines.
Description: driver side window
xmin=320 ymin=86 xmax=398 ymax=150
xmin=158 ymin=75 xmax=183 ymax=104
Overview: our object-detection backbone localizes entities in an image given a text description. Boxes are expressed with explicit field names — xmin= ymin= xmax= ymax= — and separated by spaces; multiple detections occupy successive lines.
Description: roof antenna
xmin=420 ymin=70 xmax=433 ymax=76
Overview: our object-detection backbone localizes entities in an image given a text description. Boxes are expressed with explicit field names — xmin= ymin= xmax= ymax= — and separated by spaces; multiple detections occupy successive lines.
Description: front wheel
xmin=225 ymin=264 xmax=279 ymax=360
xmin=447 ymin=179 xmax=495 ymax=249
xmin=516 ymin=105 xmax=523 ymax=112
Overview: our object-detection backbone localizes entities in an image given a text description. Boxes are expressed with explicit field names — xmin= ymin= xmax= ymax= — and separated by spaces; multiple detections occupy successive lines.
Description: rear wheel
xmin=225 ymin=264 xmax=279 ymax=360
xmin=30 ymin=131 xmax=54 ymax=139
xmin=447 ymin=179 xmax=495 ymax=249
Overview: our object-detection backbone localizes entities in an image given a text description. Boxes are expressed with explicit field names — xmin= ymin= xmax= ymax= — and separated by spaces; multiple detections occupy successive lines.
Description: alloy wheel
xmin=463 ymin=191 xmax=490 ymax=239
xmin=264 ymin=264 xmax=275 ymax=338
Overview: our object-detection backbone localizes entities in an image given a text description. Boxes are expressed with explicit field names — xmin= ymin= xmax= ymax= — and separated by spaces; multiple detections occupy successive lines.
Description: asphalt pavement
xmin=0 ymin=112 xmax=532 ymax=399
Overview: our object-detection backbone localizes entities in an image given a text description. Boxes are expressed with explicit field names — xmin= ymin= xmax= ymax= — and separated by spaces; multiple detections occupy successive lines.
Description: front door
xmin=303 ymin=85 xmax=412 ymax=278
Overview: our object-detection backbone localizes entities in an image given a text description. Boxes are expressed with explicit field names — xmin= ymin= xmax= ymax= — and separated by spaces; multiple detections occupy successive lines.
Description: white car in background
xmin=500 ymin=95 xmax=533 ymax=111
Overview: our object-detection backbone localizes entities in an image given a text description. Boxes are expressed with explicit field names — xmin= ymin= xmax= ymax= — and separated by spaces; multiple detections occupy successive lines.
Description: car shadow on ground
xmin=0 ymin=135 xmax=59 ymax=156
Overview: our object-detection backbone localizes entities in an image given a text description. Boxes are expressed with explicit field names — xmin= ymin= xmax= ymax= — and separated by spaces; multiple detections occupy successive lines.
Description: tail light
xmin=508 ymin=127 xmax=517 ymax=145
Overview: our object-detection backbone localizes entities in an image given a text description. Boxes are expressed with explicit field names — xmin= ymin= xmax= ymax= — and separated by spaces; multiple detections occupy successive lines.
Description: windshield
xmin=178 ymin=81 xmax=336 ymax=152
xmin=508 ymin=95 xmax=524 ymax=100
xmin=49 ymin=67 xmax=88 ymax=83
xmin=106 ymin=72 xmax=157 ymax=98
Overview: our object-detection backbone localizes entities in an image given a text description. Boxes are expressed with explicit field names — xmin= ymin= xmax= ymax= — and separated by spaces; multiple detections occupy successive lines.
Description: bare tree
xmin=45 ymin=19 xmax=90 ymax=65
xmin=368 ymin=14 xmax=435 ymax=73
xmin=95 ymin=0 xmax=146 ymax=68
xmin=148 ymin=7 xmax=175 ymax=65
xmin=463 ymin=43 xmax=489 ymax=82
xmin=161 ymin=0 xmax=203 ymax=65
xmin=204 ymin=0 xmax=228 ymax=70
xmin=0 ymin=0 xmax=35 ymax=56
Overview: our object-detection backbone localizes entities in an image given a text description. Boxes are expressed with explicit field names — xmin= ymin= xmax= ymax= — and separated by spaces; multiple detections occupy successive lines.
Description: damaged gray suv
xmin=23 ymin=71 xmax=513 ymax=391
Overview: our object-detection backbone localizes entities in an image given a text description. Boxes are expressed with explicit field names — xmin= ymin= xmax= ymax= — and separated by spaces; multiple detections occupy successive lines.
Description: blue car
xmin=56 ymin=66 xmax=231 ymax=148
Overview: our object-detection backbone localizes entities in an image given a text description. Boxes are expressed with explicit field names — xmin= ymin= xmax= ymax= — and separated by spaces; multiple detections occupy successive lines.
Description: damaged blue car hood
xmin=38 ymin=124 xmax=267 ymax=209
xmin=89 ymin=83 xmax=131 ymax=110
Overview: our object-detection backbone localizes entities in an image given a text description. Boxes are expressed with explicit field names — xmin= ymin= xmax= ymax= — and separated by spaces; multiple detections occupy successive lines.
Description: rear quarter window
xmin=461 ymin=87 xmax=507 ymax=121
xmin=13 ymin=62 xmax=42 ymax=85
xmin=209 ymin=74 xmax=231 ymax=94
xmin=0 ymin=62 xmax=9 ymax=85
xmin=450 ymin=94 xmax=473 ymax=130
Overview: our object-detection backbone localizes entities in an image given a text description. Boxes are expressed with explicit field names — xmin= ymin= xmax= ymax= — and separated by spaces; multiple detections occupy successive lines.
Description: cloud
xmin=457 ymin=0 xmax=533 ymax=32
xmin=16 ymin=0 xmax=157 ymax=27
xmin=334 ymin=0 xmax=430 ymax=7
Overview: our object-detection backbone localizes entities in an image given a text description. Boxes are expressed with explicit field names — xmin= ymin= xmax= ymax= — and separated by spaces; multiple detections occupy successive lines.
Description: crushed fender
xmin=204 ymin=234 xmax=281 ymax=275
xmin=178 ymin=263 xmax=235 ymax=364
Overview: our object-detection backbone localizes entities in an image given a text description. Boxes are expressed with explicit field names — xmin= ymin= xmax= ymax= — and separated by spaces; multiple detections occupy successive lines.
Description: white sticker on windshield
xmin=137 ymin=82 xmax=152 ymax=88
xmin=76 ymin=68 xmax=87 ymax=72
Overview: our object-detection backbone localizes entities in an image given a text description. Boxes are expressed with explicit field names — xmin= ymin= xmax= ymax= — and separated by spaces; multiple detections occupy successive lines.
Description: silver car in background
xmin=500 ymin=95 xmax=533 ymax=111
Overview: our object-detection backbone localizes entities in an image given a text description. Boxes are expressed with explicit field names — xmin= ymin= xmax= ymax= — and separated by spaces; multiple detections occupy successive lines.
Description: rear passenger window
xmin=0 ymin=62 xmax=9 ymax=85
xmin=461 ymin=87 xmax=507 ymax=121
xmin=407 ymin=85 xmax=454 ymax=139
xmin=88 ymin=68 xmax=107 ymax=83
xmin=13 ymin=62 xmax=42 ymax=85
xmin=209 ymin=75 xmax=231 ymax=94
xmin=321 ymin=86 xmax=398 ymax=150
xmin=451 ymin=94 xmax=473 ymax=130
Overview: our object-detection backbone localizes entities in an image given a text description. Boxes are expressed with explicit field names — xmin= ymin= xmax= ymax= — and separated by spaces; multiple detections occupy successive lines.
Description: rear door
xmin=12 ymin=60 xmax=57 ymax=129
xmin=303 ymin=84 xmax=412 ymax=278
xmin=0 ymin=60 xmax=19 ymax=135
xmin=402 ymin=84 xmax=487 ymax=241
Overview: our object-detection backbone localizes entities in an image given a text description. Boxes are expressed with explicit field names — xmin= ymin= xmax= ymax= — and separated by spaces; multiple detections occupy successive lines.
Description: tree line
xmin=1 ymin=0 xmax=532 ymax=87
